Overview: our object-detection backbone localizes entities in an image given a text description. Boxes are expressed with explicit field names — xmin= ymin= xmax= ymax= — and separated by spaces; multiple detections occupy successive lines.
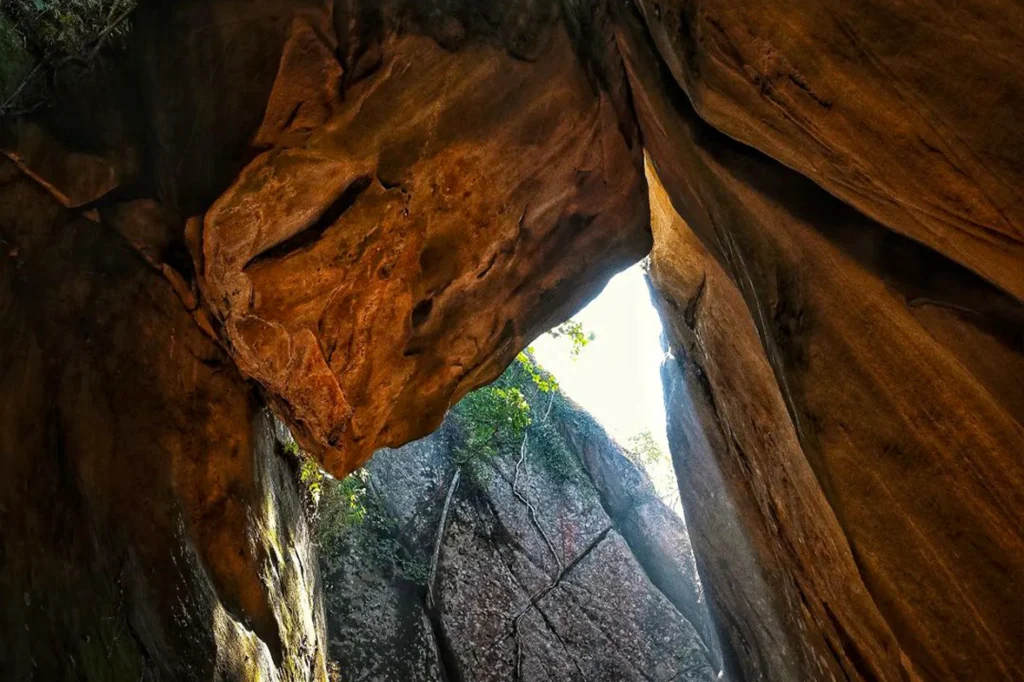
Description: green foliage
xmin=515 ymin=350 xmax=558 ymax=393
xmin=0 ymin=15 xmax=33 ymax=102
xmin=510 ymin=318 xmax=594 ymax=395
xmin=3 ymin=0 xmax=135 ymax=58
xmin=316 ymin=470 xmax=428 ymax=588
xmin=547 ymin=320 xmax=595 ymax=358
xmin=285 ymin=431 xmax=428 ymax=590
xmin=299 ymin=456 xmax=325 ymax=506
xmin=452 ymin=383 xmax=531 ymax=467
xmin=282 ymin=439 xmax=330 ymax=520
xmin=625 ymin=429 xmax=665 ymax=467
xmin=528 ymin=414 xmax=580 ymax=483
xmin=448 ymin=317 xmax=598 ymax=482
xmin=452 ymin=352 xmax=584 ymax=485
xmin=314 ymin=318 xmax=599 ymax=599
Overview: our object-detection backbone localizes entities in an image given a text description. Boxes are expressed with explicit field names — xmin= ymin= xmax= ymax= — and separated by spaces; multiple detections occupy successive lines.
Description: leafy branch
xmin=547 ymin=319 xmax=594 ymax=358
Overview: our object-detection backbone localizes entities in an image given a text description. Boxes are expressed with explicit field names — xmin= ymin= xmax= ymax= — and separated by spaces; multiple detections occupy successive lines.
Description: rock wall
xmin=1 ymin=2 xmax=648 ymax=677
xmin=317 ymin=368 xmax=723 ymax=681
xmin=0 ymin=159 xmax=327 ymax=681
xmin=620 ymin=3 xmax=1024 ymax=680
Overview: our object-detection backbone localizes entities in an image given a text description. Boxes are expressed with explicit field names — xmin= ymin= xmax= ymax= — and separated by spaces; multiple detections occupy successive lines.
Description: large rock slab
xmin=536 ymin=530 xmax=716 ymax=682
xmin=316 ymin=366 xmax=723 ymax=681
xmin=633 ymin=0 xmax=1024 ymax=300
xmin=619 ymin=7 xmax=1024 ymax=679
xmin=0 ymin=160 xmax=327 ymax=681
xmin=194 ymin=6 xmax=650 ymax=476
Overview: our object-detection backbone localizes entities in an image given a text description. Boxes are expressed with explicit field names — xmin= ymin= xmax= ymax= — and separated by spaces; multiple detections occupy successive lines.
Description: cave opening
xmin=531 ymin=261 xmax=680 ymax=510
xmin=308 ymin=259 xmax=727 ymax=680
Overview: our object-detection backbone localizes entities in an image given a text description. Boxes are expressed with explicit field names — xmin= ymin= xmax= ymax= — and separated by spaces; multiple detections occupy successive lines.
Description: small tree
xmin=626 ymin=429 xmax=665 ymax=467
xmin=453 ymin=385 xmax=531 ymax=467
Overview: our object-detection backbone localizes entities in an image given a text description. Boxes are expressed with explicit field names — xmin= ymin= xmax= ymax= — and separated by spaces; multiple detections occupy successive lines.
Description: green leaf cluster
xmin=298 ymin=454 xmax=325 ymax=506
xmin=625 ymin=429 xmax=665 ymax=467
xmin=453 ymin=383 xmax=531 ymax=468
xmin=1 ymin=0 xmax=136 ymax=113
xmin=283 ymin=439 xmax=330 ymax=521
xmin=0 ymin=15 xmax=33 ymax=102
xmin=2 ymin=0 xmax=135 ymax=58
xmin=547 ymin=320 xmax=595 ymax=359
xmin=452 ymin=350 xmax=584 ymax=484
xmin=515 ymin=351 xmax=559 ymax=393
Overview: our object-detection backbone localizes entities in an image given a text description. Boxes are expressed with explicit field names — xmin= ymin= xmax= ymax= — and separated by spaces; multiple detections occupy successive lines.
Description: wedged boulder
xmin=194 ymin=5 xmax=650 ymax=475
xmin=3 ymin=1 xmax=1022 ymax=680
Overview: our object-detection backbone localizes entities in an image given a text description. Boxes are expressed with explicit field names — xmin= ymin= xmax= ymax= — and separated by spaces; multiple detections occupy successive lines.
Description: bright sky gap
xmin=531 ymin=263 xmax=679 ymax=507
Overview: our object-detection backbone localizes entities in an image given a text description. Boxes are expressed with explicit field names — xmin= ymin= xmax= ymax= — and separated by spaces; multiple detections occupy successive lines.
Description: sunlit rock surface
xmin=197 ymin=14 xmax=649 ymax=474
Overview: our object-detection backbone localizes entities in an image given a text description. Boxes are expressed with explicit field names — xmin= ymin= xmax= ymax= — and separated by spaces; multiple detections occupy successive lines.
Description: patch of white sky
xmin=530 ymin=262 xmax=680 ymax=509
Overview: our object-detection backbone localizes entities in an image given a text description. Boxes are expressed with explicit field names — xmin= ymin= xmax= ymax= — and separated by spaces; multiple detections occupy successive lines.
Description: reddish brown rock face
xmin=617 ymin=6 xmax=1024 ymax=681
xmin=0 ymin=160 xmax=327 ymax=681
xmin=632 ymin=0 xmax=1024 ymax=301
xmin=195 ymin=16 xmax=649 ymax=475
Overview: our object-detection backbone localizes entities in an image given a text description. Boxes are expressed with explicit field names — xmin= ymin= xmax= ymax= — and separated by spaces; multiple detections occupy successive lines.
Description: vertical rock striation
xmin=1 ymin=0 xmax=1022 ymax=679
xmin=632 ymin=0 xmax=1024 ymax=301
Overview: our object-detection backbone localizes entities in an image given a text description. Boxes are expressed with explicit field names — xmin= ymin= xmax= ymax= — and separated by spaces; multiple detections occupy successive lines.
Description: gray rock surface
xmin=320 ymin=387 xmax=724 ymax=681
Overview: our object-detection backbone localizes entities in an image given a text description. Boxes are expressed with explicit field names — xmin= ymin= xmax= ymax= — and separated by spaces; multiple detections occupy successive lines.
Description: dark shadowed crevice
xmin=424 ymin=596 xmax=465 ymax=682
xmin=243 ymin=176 xmax=372 ymax=270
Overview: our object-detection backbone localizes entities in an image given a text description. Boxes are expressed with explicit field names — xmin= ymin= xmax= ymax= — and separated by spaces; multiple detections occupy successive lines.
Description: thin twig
xmin=83 ymin=2 xmax=135 ymax=61
xmin=55 ymin=1 xmax=136 ymax=67
xmin=1 ymin=1 xmax=136 ymax=117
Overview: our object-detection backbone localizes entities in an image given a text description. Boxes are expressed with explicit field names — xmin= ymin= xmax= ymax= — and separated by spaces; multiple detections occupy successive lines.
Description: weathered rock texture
xmin=3 ymin=0 xmax=652 ymax=476
xmin=1 ymin=0 xmax=1022 ymax=679
xmin=633 ymin=0 xmax=1024 ymax=301
xmin=319 ymin=375 xmax=722 ymax=681
xmin=189 ymin=4 xmax=650 ymax=475
xmin=619 ymin=4 xmax=1024 ymax=680
xmin=0 ymin=159 xmax=327 ymax=680
xmin=1 ymin=2 xmax=649 ymax=678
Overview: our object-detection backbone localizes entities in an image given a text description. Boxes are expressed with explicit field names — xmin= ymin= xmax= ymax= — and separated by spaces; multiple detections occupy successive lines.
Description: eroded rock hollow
xmin=0 ymin=0 xmax=1020 ymax=680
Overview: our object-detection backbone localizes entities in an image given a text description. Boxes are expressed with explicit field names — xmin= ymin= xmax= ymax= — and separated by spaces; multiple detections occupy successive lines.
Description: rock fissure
xmin=510 ymin=524 xmax=615 ymax=629
xmin=529 ymin=603 xmax=591 ymax=682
